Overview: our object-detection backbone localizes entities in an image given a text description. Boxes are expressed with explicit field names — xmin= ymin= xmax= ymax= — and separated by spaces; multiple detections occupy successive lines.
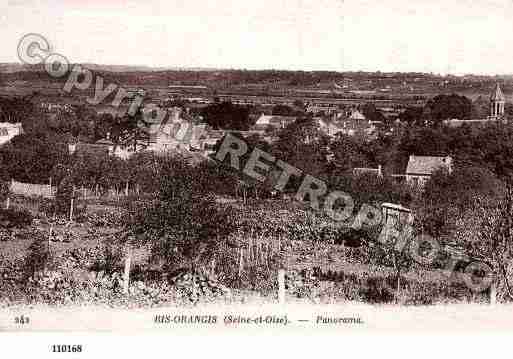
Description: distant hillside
xmin=0 ymin=63 xmax=31 ymax=73
xmin=0 ymin=63 xmax=218 ymax=73
xmin=1 ymin=63 xmax=513 ymax=96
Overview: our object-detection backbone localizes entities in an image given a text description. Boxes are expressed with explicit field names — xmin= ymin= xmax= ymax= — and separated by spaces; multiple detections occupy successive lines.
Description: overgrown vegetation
xmin=2 ymin=90 xmax=513 ymax=307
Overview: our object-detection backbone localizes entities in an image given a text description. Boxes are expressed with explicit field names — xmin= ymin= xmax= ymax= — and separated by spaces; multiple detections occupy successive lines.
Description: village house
xmin=340 ymin=120 xmax=377 ymax=138
xmin=0 ymin=122 xmax=23 ymax=146
xmin=145 ymin=107 xmax=198 ymax=152
xmin=253 ymin=114 xmax=297 ymax=132
xmin=68 ymin=106 xmax=221 ymax=159
xmin=405 ymin=155 xmax=453 ymax=187
xmin=315 ymin=108 xmax=379 ymax=139
xmin=144 ymin=107 xmax=227 ymax=156
xmin=317 ymin=117 xmax=345 ymax=138
xmin=306 ymin=104 xmax=340 ymax=115
xmin=348 ymin=109 xmax=366 ymax=121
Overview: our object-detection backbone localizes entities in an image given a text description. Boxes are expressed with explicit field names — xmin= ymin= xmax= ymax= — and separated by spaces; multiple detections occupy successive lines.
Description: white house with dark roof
xmin=307 ymin=104 xmax=339 ymax=115
xmin=254 ymin=114 xmax=296 ymax=131
xmin=405 ymin=155 xmax=453 ymax=187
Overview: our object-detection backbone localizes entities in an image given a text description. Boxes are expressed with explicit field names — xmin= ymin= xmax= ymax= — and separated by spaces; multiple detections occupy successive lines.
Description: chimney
xmin=68 ymin=144 xmax=76 ymax=155
xmin=445 ymin=156 xmax=453 ymax=174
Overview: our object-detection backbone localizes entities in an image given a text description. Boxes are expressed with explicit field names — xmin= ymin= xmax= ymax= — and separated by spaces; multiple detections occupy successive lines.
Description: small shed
xmin=381 ymin=202 xmax=414 ymax=236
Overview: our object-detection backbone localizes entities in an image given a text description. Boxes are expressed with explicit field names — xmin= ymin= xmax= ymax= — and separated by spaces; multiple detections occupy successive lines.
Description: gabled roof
xmin=490 ymin=83 xmax=506 ymax=102
xmin=255 ymin=115 xmax=296 ymax=126
xmin=349 ymin=110 xmax=366 ymax=121
xmin=381 ymin=202 xmax=411 ymax=213
xmin=95 ymin=139 xmax=115 ymax=146
xmin=406 ymin=155 xmax=452 ymax=176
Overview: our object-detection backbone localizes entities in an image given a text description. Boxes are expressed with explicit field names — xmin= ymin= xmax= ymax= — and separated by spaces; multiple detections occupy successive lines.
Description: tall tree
xmin=200 ymin=101 xmax=252 ymax=130
xmin=424 ymin=94 xmax=473 ymax=125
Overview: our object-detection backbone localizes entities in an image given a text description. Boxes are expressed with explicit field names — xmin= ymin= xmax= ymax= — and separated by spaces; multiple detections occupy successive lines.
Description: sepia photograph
xmin=1 ymin=0 xmax=513 ymax=354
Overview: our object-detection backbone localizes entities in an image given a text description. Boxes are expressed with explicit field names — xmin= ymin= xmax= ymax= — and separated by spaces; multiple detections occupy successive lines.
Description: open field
xmin=0 ymin=194 xmax=489 ymax=309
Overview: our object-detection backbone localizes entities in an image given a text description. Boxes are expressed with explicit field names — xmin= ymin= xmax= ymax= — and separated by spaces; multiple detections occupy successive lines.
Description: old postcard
xmin=1 ymin=0 xmax=513 ymax=356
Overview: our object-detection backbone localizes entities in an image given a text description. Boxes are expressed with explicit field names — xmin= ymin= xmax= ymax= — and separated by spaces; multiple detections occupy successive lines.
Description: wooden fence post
xmin=278 ymin=269 xmax=286 ymax=304
xmin=69 ymin=186 xmax=75 ymax=223
xmin=490 ymin=281 xmax=497 ymax=306
xmin=238 ymin=248 xmax=244 ymax=277
xmin=210 ymin=258 xmax=216 ymax=277
xmin=248 ymin=237 xmax=252 ymax=263
xmin=123 ymin=244 xmax=132 ymax=295
xmin=48 ymin=222 xmax=53 ymax=249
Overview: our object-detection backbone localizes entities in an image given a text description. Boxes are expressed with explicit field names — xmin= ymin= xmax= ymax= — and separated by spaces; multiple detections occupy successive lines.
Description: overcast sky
xmin=2 ymin=0 xmax=513 ymax=74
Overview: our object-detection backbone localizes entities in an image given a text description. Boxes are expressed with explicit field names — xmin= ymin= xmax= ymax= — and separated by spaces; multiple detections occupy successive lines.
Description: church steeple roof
xmin=490 ymin=83 xmax=506 ymax=102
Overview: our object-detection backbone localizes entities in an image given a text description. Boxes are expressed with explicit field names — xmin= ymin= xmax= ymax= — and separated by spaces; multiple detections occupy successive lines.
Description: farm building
xmin=253 ymin=114 xmax=297 ymax=131
xmin=381 ymin=202 xmax=414 ymax=241
xmin=405 ymin=155 xmax=452 ymax=187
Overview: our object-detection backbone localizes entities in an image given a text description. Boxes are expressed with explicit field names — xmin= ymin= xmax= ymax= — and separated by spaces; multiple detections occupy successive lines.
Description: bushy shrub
xmin=130 ymin=194 xmax=237 ymax=273
xmin=81 ymin=208 xmax=125 ymax=227
xmin=23 ymin=237 xmax=53 ymax=280
xmin=0 ymin=208 xmax=33 ymax=228
xmin=358 ymin=276 xmax=396 ymax=304
xmin=53 ymin=176 xmax=74 ymax=216
xmin=0 ymin=181 xmax=9 ymax=203
xmin=38 ymin=198 xmax=56 ymax=217
xmin=89 ymin=243 xmax=123 ymax=275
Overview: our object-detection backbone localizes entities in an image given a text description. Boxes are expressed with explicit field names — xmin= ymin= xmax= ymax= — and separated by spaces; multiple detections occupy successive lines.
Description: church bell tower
xmin=490 ymin=83 xmax=506 ymax=119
